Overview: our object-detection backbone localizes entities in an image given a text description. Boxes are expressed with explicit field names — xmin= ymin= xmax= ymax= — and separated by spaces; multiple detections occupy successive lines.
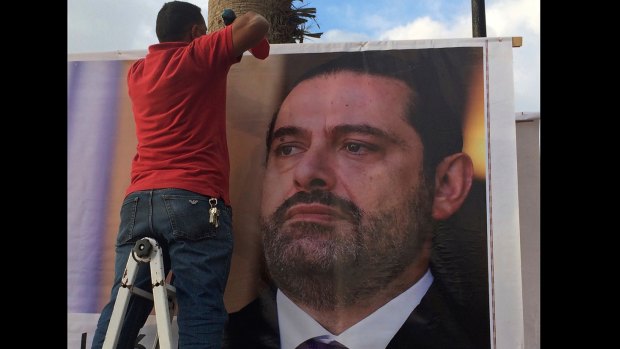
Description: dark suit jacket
xmin=223 ymin=278 xmax=491 ymax=349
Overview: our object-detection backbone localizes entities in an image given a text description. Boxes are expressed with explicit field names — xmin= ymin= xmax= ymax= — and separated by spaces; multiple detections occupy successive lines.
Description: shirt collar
xmin=147 ymin=41 xmax=189 ymax=53
xmin=277 ymin=269 xmax=434 ymax=349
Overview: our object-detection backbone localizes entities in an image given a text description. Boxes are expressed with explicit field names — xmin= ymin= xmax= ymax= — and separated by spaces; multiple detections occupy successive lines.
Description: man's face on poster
xmin=260 ymin=71 xmax=436 ymax=308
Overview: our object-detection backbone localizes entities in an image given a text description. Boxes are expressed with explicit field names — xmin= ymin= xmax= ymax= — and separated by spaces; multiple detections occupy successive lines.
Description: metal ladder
xmin=102 ymin=237 xmax=177 ymax=349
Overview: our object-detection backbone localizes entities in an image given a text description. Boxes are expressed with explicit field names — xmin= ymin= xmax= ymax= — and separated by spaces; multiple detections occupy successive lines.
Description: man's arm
xmin=230 ymin=12 xmax=270 ymax=58
xmin=249 ymin=36 xmax=270 ymax=60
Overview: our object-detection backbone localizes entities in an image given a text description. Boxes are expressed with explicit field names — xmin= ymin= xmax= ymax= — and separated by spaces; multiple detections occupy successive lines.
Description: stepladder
xmin=102 ymin=237 xmax=177 ymax=349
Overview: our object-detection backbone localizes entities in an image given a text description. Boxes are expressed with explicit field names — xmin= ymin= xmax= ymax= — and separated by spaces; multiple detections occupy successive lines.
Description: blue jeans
xmin=91 ymin=188 xmax=234 ymax=349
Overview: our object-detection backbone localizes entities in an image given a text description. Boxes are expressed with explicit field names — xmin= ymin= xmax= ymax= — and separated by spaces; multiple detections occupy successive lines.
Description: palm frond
xmin=290 ymin=0 xmax=322 ymax=42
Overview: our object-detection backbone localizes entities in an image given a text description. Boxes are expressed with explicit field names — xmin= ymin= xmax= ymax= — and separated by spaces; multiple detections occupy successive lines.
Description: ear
xmin=190 ymin=24 xmax=204 ymax=40
xmin=431 ymin=153 xmax=474 ymax=220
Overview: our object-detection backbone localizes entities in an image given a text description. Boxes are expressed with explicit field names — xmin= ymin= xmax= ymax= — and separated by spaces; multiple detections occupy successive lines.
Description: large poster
xmin=68 ymin=38 xmax=523 ymax=349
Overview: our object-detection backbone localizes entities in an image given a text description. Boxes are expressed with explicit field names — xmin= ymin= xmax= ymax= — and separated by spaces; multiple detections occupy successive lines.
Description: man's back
xmin=126 ymin=26 xmax=239 ymax=202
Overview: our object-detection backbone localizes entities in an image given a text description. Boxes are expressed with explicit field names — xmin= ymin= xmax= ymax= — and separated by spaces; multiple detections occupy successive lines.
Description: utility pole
xmin=471 ymin=0 xmax=487 ymax=37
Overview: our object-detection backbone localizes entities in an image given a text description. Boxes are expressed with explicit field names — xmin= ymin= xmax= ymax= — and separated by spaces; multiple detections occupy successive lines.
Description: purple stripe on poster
xmin=67 ymin=61 xmax=81 ymax=141
xmin=68 ymin=60 xmax=122 ymax=313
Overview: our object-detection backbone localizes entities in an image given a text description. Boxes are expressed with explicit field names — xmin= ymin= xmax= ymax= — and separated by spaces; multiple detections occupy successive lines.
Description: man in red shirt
xmin=91 ymin=2 xmax=270 ymax=348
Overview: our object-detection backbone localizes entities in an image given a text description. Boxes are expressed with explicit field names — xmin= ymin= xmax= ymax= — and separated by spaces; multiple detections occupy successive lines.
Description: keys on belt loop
xmin=208 ymin=198 xmax=219 ymax=228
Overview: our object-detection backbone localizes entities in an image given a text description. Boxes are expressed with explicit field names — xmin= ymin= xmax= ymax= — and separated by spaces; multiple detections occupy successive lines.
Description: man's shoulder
xmin=224 ymin=285 xmax=280 ymax=349
xmin=189 ymin=27 xmax=240 ymax=67
xmin=128 ymin=58 xmax=145 ymax=72
xmin=388 ymin=280 xmax=491 ymax=349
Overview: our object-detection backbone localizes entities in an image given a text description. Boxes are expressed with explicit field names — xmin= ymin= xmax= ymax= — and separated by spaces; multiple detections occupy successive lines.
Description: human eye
xmin=342 ymin=141 xmax=377 ymax=155
xmin=274 ymin=143 xmax=304 ymax=157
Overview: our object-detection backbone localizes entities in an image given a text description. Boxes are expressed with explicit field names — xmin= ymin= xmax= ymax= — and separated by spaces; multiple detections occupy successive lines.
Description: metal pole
xmin=471 ymin=0 xmax=487 ymax=37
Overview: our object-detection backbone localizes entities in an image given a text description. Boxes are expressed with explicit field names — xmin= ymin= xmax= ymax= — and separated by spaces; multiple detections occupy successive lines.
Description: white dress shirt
xmin=277 ymin=269 xmax=434 ymax=349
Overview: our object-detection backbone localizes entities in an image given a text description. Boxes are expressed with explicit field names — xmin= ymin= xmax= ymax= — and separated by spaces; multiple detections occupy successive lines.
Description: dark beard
xmin=260 ymin=183 xmax=434 ymax=310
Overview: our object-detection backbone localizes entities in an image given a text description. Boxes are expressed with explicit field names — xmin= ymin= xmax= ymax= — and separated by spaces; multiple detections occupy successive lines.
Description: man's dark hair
xmin=266 ymin=49 xmax=473 ymax=181
xmin=156 ymin=1 xmax=205 ymax=42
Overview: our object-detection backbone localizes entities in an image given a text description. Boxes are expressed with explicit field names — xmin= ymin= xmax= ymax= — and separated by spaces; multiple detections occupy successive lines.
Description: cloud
xmin=359 ymin=13 xmax=397 ymax=33
xmin=487 ymin=0 xmax=540 ymax=112
xmin=68 ymin=0 xmax=209 ymax=53
xmin=486 ymin=0 xmax=539 ymax=36
xmin=378 ymin=16 xmax=472 ymax=40
xmin=377 ymin=0 xmax=539 ymax=40
xmin=373 ymin=0 xmax=539 ymax=112
xmin=313 ymin=29 xmax=371 ymax=43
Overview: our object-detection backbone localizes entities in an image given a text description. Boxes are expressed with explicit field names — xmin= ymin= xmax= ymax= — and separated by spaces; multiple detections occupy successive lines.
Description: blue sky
xmin=68 ymin=0 xmax=539 ymax=112
xmin=301 ymin=0 xmax=471 ymax=39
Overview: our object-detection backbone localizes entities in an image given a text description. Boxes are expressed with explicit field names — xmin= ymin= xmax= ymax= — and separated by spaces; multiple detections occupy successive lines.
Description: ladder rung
xmin=130 ymin=284 xmax=177 ymax=301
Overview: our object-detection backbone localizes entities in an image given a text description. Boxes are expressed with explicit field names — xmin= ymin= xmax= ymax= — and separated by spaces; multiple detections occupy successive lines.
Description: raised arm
xmin=249 ymin=36 xmax=270 ymax=60
xmin=230 ymin=11 xmax=270 ymax=58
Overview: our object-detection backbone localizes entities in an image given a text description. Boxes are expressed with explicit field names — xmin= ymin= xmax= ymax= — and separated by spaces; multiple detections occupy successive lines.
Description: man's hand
xmin=228 ymin=11 xmax=270 ymax=57
xmin=222 ymin=8 xmax=237 ymax=26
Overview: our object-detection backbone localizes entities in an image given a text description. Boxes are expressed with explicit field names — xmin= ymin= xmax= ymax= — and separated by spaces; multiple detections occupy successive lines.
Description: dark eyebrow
xmin=267 ymin=126 xmax=310 ymax=152
xmin=270 ymin=126 xmax=309 ymax=146
xmin=331 ymin=124 xmax=406 ymax=146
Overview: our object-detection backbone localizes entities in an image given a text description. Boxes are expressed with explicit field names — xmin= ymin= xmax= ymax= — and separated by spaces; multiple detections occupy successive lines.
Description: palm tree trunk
xmin=208 ymin=0 xmax=296 ymax=43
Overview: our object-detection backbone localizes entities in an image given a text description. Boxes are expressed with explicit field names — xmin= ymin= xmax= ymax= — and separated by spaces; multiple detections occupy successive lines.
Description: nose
xmin=293 ymin=146 xmax=336 ymax=191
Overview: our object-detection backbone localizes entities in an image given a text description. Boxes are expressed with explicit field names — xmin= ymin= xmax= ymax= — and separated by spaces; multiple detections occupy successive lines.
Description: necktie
xmin=295 ymin=338 xmax=348 ymax=349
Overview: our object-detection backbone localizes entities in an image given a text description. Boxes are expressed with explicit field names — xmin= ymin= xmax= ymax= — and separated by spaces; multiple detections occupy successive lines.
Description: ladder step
xmin=130 ymin=284 xmax=176 ymax=301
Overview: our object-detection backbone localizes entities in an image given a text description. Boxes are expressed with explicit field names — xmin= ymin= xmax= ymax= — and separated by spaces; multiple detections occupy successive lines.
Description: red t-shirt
xmin=126 ymin=25 xmax=241 ymax=204
xmin=249 ymin=37 xmax=270 ymax=59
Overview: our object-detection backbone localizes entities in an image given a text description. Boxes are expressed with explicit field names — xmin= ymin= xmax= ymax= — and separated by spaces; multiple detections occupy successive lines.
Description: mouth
xmin=284 ymin=203 xmax=350 ymax=224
